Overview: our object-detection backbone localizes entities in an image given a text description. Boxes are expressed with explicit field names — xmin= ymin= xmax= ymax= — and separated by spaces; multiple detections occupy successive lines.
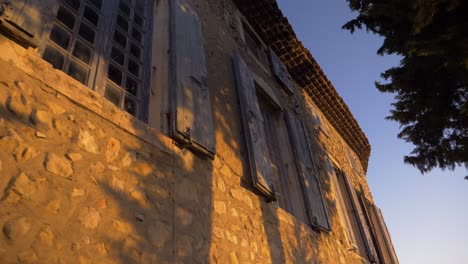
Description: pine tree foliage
xmin=343 ymin=0 xmax=468 ymax=174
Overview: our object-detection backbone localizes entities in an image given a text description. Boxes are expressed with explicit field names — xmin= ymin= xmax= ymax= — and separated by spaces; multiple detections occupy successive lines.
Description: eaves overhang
xmin=234 ymin=0 xmax=371 ymax=172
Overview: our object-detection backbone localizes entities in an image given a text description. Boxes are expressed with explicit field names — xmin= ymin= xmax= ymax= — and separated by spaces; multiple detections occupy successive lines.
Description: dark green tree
xmin=343 ymin=0 xmax=468 ymax=175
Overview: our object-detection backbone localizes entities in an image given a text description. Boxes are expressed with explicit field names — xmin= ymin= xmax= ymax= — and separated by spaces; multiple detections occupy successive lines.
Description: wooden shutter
xmin=0 ymin=0 xmax=47 ymax=47
xmin=284 ymin=112 xmax=330 ymax=230
xmin=341 ymin=174 xmax=378 ymax=262
xmin=269 ymin=48 xmax=294 ymax=94
xmin=170 ymin=0 xmax=215 ymax=158
xmin=365 ymin=201 xmax=399 ymax=264
xmin=232 ymin=53 xmax=274 ymax=198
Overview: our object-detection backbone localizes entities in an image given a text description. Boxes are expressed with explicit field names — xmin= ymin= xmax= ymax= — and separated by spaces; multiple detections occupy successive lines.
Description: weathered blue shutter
xmin=341 ymin=174 xmax=378 ymax=262
xmin=0 ymin=0 xmax=47 ymax=47
xmin=269 ymin=48 xmax=293 ymax=94
xmin=370 ymin=203 xmax=399 ymax=264
xmin=170 ymin=0 xmax=215 ymax=157
xmin=284 ymin=112 xmax=330 ymax=230
xmin=232 ymin=53 xmax=274 ymax=198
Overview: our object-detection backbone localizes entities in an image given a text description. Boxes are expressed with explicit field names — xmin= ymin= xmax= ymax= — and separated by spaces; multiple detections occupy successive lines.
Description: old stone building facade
xmin=0 ymin=0 xmax=398 ymax=263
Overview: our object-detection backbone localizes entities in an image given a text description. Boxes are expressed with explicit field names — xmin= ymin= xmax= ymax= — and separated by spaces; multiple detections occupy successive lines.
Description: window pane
xmin=135 ymin=0 xmax=145 ymax=14
xmin=68 ymin=60 xmax=88 ymax=84
xmin=131 ymin=27 xmax=142 ymax=43
xmin=79 ymin=22 xmax=96 ymax=44
xmin=50 ymin=25 xmax=70 ymax=50
xmin=124 ymin=96 xmax=137 ymax=115
xmin=89 ymin=0 xmax=102 ymax=10
xmin=117 ymin=14 xmax=129 ymax=32
xmin=130 ymin=42 xmax=141 ymax=59
xmin=133 ymin=13 xmax=144 ymax=28
xmin=105 ymin=85 xmax=121 ymax=106
xmin=128 ymin=59 xmax=140 ymax=77
xmin=64 ymin=0 xmax=80 ymax=11
xmin=119 ymin=1 xmax=131 ymax=17
xmin=110 ymin=46 xmax=125 ymax=65
xmin=57 ymin=6 xmax=75 ymax=30
xmin=113 ymin=29 xmax=127 ymax=48
xmin=43 ymin=46 xmax=65 ymax=69
xmin=125 ymin=76 xmax=138 ymax=96
xmin=84 ymin=6 xmax=99 ymax=26
xmin=73 ymin=40 xmax=93 ymax=64
xmin=108 ymin=64 xmax=123 ymax=86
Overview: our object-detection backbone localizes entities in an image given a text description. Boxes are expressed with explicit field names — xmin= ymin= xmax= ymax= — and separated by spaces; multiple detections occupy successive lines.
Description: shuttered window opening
xmin=335 ymin=168 xmax=378 ymax=262
xmin=285 ymin=112 xmax=330 ymax=231
xmin=233 ymin=53 xmax=275 ymax=198
xmin=169 ymin=0 xmax=215 ymax=158
xmin=241 ymin=21 xmax=269 ymax=67
xmin=359 ymin=193 xmax=399 ymax=264
xmin=38 ymin=0 xmax=153 ymax=121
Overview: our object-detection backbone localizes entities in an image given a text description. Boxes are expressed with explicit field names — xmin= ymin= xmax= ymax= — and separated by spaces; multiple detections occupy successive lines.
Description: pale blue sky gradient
xmin=276 ymin=1 xmax=468 ymax=263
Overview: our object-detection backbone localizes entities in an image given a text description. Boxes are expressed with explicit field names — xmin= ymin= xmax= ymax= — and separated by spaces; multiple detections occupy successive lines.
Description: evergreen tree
xmin=343 ymin=0 xmax=468 ymax=175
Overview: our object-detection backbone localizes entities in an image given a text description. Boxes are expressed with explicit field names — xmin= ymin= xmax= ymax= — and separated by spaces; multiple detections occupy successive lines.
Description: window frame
xmin=37 ymin=0 xmax=154 ymax=122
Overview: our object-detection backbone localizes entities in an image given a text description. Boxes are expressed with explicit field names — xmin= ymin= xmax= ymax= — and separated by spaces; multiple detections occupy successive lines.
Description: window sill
xmin=0 ymin=35 xmax=174 ymax=156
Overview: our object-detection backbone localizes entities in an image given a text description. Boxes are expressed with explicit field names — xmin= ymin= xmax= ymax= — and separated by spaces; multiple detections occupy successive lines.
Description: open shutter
xmin=284 ymin=112 xmax=330 ymax=230
xmin=269 ymin=48 xmax=294 ymax=94
xmin=0 ymin=0 xmax=46 ymax=47
xmin=232 ymin=53 xmax=274 ymax=198
xmin=170 ymin=0 xmax=215 ymax=157
xmin=370 ymin=204 xmax=399 ymax=264
xmin=341 ymin=174 xmax=378 ymax=262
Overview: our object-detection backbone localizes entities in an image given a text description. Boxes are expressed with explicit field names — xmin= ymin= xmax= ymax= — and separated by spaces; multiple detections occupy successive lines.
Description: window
xmin=257 ymin=85 xmax=308 ymax=223
xmin=233 ymin=53 xmax=329 ymax=230
xmin=242 ymin=21 xmax=269 ymax=66
xmin=331 ymin=165 xmax=377 ymax=261
xmin=41 ymin=0 xmax=153 ymax=119
xmin=359 ymin=191 xmax=399 ymax=264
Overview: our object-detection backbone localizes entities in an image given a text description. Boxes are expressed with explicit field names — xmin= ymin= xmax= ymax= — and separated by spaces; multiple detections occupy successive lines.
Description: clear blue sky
xmin=276 ymin=1 xmax=468 ymax=263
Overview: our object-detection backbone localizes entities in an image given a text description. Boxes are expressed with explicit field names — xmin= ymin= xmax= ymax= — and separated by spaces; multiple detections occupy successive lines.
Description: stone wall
xmin=0 ymin=0 xmax=377 ymax=263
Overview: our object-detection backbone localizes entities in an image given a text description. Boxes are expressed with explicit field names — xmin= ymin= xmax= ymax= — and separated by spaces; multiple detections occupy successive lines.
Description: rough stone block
xmin=44 ymin=153 xmax=74 ymax=177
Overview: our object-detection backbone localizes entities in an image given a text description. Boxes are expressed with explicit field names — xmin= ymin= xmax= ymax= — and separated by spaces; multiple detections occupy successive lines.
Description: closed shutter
xmin=341 ymin=174 xmax=378 ymax=262
xmin=370 ymin=204 xmax=399 ymax=264
xmin=269 ymin=48 xmax=294 ymax=95
xmin=170 ymin=0 xmax=215 ymax=157
xmin=359 ymin=191 xmax=386 ymax=263
xmin=232 ymin=52 xmax=274 ymax=198
xmin=0 ymin=0 xmax=48 ymax=47
xmin=284 ymin=112 xmax=330 ymax=230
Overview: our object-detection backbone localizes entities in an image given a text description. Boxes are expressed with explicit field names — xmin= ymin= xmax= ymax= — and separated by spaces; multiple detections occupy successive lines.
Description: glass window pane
xmin=117 ymin=14 xmax=129 ymax=32
xmin=43 ymin=46 xmax=65 ymax=69
xmin=105 ymin=85 xmax=121 ymax=106
xmin=79 ymin=22 xmax=96 ymax=44
xmin=57 ymin=6 xmax=75 ymax=30
xmin=73 ymin=40 xmax=93 ymax=64
xmin=130 ymin=42 xmax=141 ymax=59
xmin=124 ymin=96 xmax=137 ymax=116
xmin=119 ymin=1 xmax=131 ymax=17
xmin=135 ymin=0 xmax=145 ymax=14
xmin=128 ymin=59 xmax=140 ymax=77
xmin=113 ymin=29 xmax=127 ymax=48
xmin=50 ymin=25 xmax=70 ymax=50
xmin=108 ymin=64 xmax=123 ymax=86
xmin=131 ymin=27 xmax=142 ymax=43
xmin=125 ymin=77 xmax=138 ymax=96
xmin=68 ymin=60 xmax=88 ymax=84
xmin=89 ymin=0 xmax=102 ymax=10
xmin=64 ymin=0 xmax=80 ymax=11
xmin=133 ymin=13 xmax=144 ymax=28
xmin=84 ymin=6 xmax=99 ymax=26
xmin=110 ymin=46 xmax=125 ymax=66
